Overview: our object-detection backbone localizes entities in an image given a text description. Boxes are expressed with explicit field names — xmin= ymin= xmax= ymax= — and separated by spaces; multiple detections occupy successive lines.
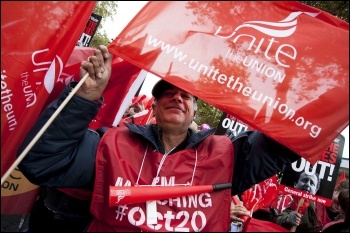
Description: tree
xmin=89 ymin=1 xmax=118 ymax=47
xmin=301 ymin=1 xmax=349 ymax=22
xmin=195 ymin=99 xmax=223 ymax=129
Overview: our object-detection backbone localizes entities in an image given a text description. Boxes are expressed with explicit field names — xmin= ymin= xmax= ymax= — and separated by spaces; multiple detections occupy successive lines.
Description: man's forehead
xmin=152 ymin=80 xmax=197 ymax=100
xmin=160 ymin=87 xmax=196 ymax=100
xmin=300 ymin=173 xmax=317 ymax=181
xmin=164 ymin=86 xmax=189 ymax=94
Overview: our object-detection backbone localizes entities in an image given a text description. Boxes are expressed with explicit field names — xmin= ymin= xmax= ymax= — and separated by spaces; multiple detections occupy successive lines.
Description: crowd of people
xmin=122 ymin=95 xmax=147 ymax=123
xmin=16 ymin=45 xmax=348 ymax=232
xmin=229 ymin=176 xmax=349 ymax=232
xmin=274 ymin=176 xmax=348 ymax=232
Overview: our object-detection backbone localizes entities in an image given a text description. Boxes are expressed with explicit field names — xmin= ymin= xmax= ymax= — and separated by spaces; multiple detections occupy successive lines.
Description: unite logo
xmin=110 ymin=188 xmax=131 ymax=205
xmin=214 ymin=11 xmax=320 ymax=68
xmin=32 ymin=48 xmax=64 ymax=94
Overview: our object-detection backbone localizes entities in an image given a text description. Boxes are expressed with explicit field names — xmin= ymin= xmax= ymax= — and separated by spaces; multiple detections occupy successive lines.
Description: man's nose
xmin=305 ymin=179 xmax=312 ymax=186
xmin=171 ymin=91 xmax=183 ymax=102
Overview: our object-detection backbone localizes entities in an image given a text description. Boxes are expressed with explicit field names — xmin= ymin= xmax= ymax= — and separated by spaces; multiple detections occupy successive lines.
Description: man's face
xmin=294 ymin=172 xmax=319 ymax=194
xmin=129 ymin=107 xmax=136 ymax=115
xmin=330 ymin=190 xmax=341 ymax=211
xmin=123 ymin=107 xmax=131 ymax=116
xmin=153 ymin=86 xmax=196 ymax=130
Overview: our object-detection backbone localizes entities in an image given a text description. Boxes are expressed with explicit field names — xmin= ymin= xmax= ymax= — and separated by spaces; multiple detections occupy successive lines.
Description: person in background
xmin=122 ymin=95 xmax=145 ymax=124
xmin=229 ymin=196 xmax=251 ymax=232
xmin=276 ymin=174 xmax=349 ymax=232
xmin=18 ymin=45 xmax=300 ymax=232
xmin=123 ymin=105 xmax=142 ymax=118
xmin=294 ymin=172 xmax=320 ymax=195
xmin=321 ymin=179 xmax=349 ymax=223
xmin=275 ymin=172 xmax=321 ymax=231
xmin=230 ymin=202 xmax=251 ymax=223
xmin=25 ymin=185 xmax=92 ymax=232
xmin=122 ymin=105 xmax=142 ymax=124
xmin=321 ymin=188 xmax=349 ymax=232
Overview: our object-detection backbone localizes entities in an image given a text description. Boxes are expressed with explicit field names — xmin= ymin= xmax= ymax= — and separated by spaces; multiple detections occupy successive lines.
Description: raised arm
xmin=17 ymin=45 xmax=113 ymax=188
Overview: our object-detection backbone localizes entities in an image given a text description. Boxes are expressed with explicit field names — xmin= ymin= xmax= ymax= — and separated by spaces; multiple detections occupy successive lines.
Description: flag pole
xmin=1 ymin=73 xmax=90 ymax=186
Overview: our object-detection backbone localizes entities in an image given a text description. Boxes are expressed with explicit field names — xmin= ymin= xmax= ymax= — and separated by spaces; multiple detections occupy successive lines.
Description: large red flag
xmin=1 ymin=1 xmax=96 ymax=214
xmin=108 ymin=1 xmax=349 ymax=165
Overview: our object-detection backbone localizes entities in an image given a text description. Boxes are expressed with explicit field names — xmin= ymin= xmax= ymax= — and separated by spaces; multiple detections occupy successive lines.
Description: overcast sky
xmin=102 ymin=1 xmax=349 ymax=159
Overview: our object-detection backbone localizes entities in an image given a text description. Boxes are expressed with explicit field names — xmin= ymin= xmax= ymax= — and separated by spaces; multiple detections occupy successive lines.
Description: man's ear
xmin=193 ymin=111 xmax=197 ymax=121
xmin=152 ymin=102 xmax=157 ymax=115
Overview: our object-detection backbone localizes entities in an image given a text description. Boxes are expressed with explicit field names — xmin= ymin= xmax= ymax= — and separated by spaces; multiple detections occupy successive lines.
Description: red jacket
xmin=88 ymin=126 xmax=233 ymax=232
xmin=18 ymin=82 xmax=300 ymax=232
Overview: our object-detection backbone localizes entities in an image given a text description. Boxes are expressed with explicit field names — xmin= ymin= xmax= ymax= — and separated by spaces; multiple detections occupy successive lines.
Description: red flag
xmin=1 ymin=1 xmax=96 ymax=214
xmin=241 ymin=175 xmax=280 ymax=213
xmin=232 ymin=196 xmax=288 ymax=232
xmin=108 ymin=1 xmax=349 ymax=165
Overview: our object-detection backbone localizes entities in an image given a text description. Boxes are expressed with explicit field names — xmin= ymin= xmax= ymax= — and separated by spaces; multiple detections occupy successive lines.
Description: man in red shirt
xmin=18 ymin=45 xmax=300 ymax=232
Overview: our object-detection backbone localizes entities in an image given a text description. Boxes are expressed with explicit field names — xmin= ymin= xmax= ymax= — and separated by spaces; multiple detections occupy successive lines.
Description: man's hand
xmin=77 ymin=45 xmax=113 ymax=101
xmin=286 ymin=211 xmax=301 ymax=226
xmin=230 ymin=202 xmax=251 ymax=222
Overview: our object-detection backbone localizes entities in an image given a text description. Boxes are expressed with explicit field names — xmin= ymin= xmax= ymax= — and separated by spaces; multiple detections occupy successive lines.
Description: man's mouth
xmin=166 ymin=105 xmax=184 ymax=112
